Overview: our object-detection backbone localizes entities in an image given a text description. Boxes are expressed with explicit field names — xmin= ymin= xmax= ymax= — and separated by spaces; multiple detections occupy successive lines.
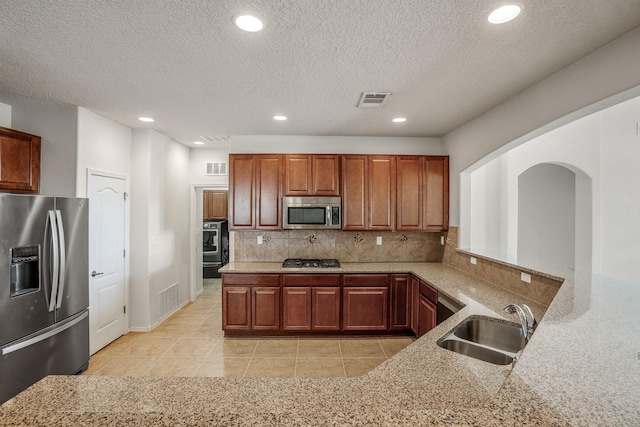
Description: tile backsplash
xmin=233 ymin=230 xmax=445 ymax=263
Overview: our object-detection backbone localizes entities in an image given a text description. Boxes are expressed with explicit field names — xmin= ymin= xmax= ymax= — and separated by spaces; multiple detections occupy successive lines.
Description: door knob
xmin=91 ymin=271 xmax=104 ymax=277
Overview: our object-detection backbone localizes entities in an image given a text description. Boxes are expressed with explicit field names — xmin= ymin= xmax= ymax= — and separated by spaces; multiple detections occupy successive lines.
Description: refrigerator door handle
xmin=47 ymin=210 xmax=60 ymax=313
xmin=1 ymin=311 xmax=88 ymax=356
xmin=55 ymin=210 xmax=66 ymax=309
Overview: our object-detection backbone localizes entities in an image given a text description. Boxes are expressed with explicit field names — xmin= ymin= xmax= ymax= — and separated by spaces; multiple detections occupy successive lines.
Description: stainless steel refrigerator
xmin=203 ymin=220 xmax=228 ymax=278
xmin=0 ymin=194 xmax=89 ymax=404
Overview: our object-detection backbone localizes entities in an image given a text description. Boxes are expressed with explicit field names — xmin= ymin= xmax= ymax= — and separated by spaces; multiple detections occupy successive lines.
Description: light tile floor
xmin=83 ymin=279 xmax=415 ymax=378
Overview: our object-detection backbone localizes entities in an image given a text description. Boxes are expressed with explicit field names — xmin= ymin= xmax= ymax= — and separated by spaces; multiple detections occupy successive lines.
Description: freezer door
xmin=54 ymin=197 xmax=89 ymax=321
xmin=0 ymin=310 xmax=89 ymax=404
xmin=0 ymin=194 xmax=56 ymax=347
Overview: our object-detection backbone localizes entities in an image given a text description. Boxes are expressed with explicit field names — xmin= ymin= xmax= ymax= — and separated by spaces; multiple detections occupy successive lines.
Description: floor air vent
xmin=158 ymin=283 xmax=180 ymax=320
xmin=357 ymin=92 xmax=391 ymax=108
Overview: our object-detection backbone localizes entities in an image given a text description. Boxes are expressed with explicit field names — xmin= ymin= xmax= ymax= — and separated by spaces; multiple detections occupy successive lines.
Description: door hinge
xmin=123 ymin=306 xmax=126 ymax=314
xmin=124 ymin=192 xmax=128 ymax=201
xmin=123 ymin=249 xmax=126 ymax=258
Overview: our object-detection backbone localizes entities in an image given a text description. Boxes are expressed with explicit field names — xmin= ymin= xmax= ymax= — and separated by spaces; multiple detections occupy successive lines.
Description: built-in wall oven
xmin=203 ymin=220 xmax=228 ymax=278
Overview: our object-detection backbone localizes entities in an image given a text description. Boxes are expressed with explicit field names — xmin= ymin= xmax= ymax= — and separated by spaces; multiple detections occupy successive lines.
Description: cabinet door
xmin=424 ymin=156 xmax=449 ymax=231
xmin=312 ymin=287 xmax=341 ymax=330
xmin=252 ymin=287 xmax=280 ymax=330
xmin=282 ymin=287 xmax=311 ymax=330
xmin=341 ymin=155 xmax=368 ymax=230
xmin=417 ymin=295 xmax=436 ymax=338
xmin=255 ymin=155 xmax=283 ymax=229
xmin=313 ymin=155 xmax=340 ymax=196
xmin=368 ymin=156 xmax=395 ymax=230
xmin=396 ymin=156 xmax=423 ymax=230
xmin=342 ymin=287 xmax=388 ymax=330
xmin=228 ymin=155 xmax=255 ymax=229
xmin=209 ymin=190 xmax=228 ymax=219
xmin=390 ymin=274 xmax=410 ymax=330
xmin=222 ymin=286 xmax=251 ymax=330
xmin=410 ymin=276 xmax=419 ymax=335
xmin=284 ymin=154 xmax=312 ymax=196
xmin=0 ymin=127 xmax=41 ymax=194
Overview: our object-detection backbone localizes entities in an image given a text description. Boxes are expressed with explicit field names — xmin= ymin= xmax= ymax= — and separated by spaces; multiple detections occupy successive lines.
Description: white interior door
xmin=88 ymin=172 xmax=127 ymax=354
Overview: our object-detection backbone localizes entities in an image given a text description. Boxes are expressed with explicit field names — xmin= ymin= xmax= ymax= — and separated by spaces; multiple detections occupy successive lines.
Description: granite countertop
xmin=1 ymin=262 xmax=638 ymax=426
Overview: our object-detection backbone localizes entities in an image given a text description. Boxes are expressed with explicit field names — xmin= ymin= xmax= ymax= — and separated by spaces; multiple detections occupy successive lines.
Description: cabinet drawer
xmin=419 ymin=280 xmax=437 ymax=305
xmin=223 ymin=273 xmax=280 ymax=286
xmin=283 ymin=274 xmax=341 ymax=287
xmin=343 ymin=274 xmax=388 ymax=287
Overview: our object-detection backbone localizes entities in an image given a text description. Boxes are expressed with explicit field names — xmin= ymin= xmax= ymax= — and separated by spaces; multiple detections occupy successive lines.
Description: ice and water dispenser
xmin=10 ymin=246 xmax=40 ymax=297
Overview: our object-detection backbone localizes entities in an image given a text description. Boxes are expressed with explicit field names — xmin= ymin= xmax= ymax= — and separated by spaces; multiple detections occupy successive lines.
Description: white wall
xmin=231 ymin=135 xmax=442 ymax=155
xmin=599 ymin=96 xmax=640 ymax=282
xmin=190 ymin=147 xmax=230 ymax=185
xmin=131 ymin=129 xmax=191 ymax=329
xmin=76 ymin=107 xmax=132 ymax=197
xmin=466 ymin=95 xmax=640 ymax=283
xmin=444 ymin=27 xmax=640 ymax=227
xmin=517 ymin=164 xmax=576 ymax=269
xmin=0 ymin=102 xmax=11 ymax=127
xmin=11 ymin=103 xmax=78 ymax=196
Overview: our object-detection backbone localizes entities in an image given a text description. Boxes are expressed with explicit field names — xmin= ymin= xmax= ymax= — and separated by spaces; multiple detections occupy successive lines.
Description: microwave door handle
xmin=47 ymin=210 xmax=60 ymax=313
xmin=55 ymin=210 xmax=66 ymax=309
xmin=327 ymin=206 xmax=331 ymax=225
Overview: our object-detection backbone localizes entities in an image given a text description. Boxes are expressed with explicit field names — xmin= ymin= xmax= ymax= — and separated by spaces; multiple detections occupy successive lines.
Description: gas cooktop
xmin=282 ymin=258 xmax=341 ymax=268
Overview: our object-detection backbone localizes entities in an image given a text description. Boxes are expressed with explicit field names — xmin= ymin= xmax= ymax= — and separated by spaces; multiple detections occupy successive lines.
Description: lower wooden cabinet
xmin=342 ymin=287 xmax=388 ymax=331
xmin=222 ymin=272 xmax=443 ymax=337
xmin=222 ymin=286 xmax=250 ymax=330
xmin=311 ymin=287 xmax=341 ymax=330
xmin=390 ymin=274 xmax=411 ymax=330
xmin=417 ymin=295 xmax=436 ymax=338
xmin=252 ymin=287 xmax=280 ymax=330
xmin=282 ymin=287 xmax=311 ymax=330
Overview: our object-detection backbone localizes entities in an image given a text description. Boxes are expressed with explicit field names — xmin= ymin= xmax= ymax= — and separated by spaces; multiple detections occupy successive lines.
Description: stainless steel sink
xmin=437 ymin=316 xmax=528 ymax=365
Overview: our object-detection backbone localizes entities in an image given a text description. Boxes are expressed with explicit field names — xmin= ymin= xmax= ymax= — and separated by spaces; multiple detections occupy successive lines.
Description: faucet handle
xmin=521 ymin=304 xmax=536 ymax=330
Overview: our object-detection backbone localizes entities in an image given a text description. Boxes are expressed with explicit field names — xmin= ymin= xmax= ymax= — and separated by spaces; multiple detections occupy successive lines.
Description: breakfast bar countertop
xmin=1 ymin=262 xmax=638 ymax=426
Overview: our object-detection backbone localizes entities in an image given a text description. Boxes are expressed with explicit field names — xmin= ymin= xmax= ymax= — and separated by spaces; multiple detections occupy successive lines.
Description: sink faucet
xmin=503 ymin=304 xmax=535 ymax=341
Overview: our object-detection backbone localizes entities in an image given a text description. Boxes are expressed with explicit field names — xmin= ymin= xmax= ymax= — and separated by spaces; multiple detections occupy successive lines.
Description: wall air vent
xmin=200 ymin=135 xmax=231 ymax=143
xmin=357 ymin=92 xmax=391 ymax=108
xmin=206 ymin=162 xmax=228 ymax=176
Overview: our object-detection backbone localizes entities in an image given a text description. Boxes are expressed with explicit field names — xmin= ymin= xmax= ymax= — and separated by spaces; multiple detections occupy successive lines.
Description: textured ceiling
xmin=1 ymin=0 xmax=639 ymax=147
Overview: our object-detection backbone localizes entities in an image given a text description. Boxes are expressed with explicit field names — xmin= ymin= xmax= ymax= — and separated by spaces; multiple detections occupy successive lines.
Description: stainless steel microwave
xmin=282 ymin=196 xmax=341 ymax=230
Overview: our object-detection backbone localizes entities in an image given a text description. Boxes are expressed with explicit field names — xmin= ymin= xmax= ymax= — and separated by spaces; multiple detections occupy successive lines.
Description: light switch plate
xmin=470 ymin=257 xmax=477 ymax=265
xmin=376 ymin=236 xmax=382 ymax=245
xmin=521 ymin=272 xmax=532 ymax=283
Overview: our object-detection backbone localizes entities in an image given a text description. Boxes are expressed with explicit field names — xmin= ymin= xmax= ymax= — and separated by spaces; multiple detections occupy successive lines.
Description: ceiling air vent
xmin=357 ymin=92 xmax=391 ymax=108
xmin=206 ymin=162 xmax=228 ymax=176
xmin=200 ymin=135 xmax=231 ymax=143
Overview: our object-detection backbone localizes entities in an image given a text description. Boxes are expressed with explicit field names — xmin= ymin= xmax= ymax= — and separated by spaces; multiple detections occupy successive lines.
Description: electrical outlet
xmin=521 ymin=272 xmax=532 ymax=283
xmin=440 ymin=236 xmax=445 ymax=245
xmin=470 ymin=257 xmax=477 ymax=265
xmin=376 ymin=236 xmax=382 ymax=245
xmin=257 ymin=236 xmax=263 ymax=245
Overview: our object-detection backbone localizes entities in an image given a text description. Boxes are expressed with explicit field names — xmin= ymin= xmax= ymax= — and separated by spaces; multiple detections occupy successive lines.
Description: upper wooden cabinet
xmin=203 ymin=190 xmax=228 ymax=220
xmin=284 ymin=154 xmax=340 ymax=196
xmin=397 ymin=156 xmax=449 ymax=231
xmin=228 ymin=154 xmax=283 ymax=230
xmin=0 ymin=126 xmax=41 ymax=194
xmin=424 ymin=156 xmax=449 ymax=231
xmin=342 ymin=155 xmax=395 ymax=230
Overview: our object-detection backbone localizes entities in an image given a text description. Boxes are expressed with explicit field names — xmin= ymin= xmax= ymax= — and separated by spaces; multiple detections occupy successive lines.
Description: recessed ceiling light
xmin=235 ymin=15 xmax=264 ymax=32
xmin=488 ymin=4 xmax=522 ymax=24
xmin=273 ymin=115 xmax=287 ymax=121
xmin=138 ymin=117 xmax=155 ymax=122
xmin=392 ymin=117 xmax=407 ymax=123
xmin=194 ymin=141 xmax=205 ymax=145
